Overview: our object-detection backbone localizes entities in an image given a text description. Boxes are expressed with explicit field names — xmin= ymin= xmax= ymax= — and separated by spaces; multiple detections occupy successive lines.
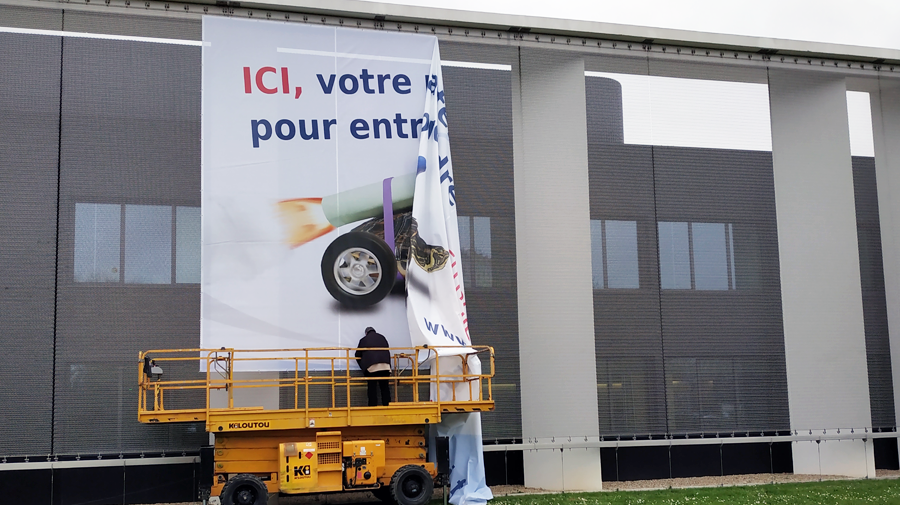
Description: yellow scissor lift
xmin=138 ymin=346 xmax=494 ymax=505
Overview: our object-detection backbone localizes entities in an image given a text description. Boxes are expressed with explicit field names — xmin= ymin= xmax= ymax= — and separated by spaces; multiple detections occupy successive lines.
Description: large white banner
xmin=203 ymin=17 xmax=491 ymax=504
xmin=202 ymin=17 xmax=441 ymax=361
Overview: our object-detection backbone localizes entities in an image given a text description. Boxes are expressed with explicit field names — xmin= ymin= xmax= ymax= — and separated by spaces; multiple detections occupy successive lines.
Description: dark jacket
xmin=355 ymin=331 xmax=391 ymax=371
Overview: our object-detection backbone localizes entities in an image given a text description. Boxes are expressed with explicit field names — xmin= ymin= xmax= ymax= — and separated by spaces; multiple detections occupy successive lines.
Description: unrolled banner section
xmin=201 ymin=17 xmax=436 ymax=363
xmin=407 ymin=43 xmax=493 ymax=505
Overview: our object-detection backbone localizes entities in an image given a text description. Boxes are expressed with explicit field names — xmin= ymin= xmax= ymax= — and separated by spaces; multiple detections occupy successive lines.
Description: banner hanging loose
xmin=406 ymin=43 xmax=493 ymax=505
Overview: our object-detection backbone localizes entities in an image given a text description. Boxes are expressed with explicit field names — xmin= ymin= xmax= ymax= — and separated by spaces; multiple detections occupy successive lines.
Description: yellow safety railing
xmin=138 ymin=346 xmax=494 ymax=426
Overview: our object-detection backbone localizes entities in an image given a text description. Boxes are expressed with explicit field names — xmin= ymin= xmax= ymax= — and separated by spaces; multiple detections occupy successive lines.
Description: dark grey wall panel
xmin=648 ymin=58 xmax=769 ymax=84
xmin=55 ymin=37 xmax=203 ymax=453
xmin=443 ymin=65 xmax=521 ymax=440
xmin=653 ymin=147 xmax=786 ymax=351
xmin=63 ymin=10 xmax=201 ymax=40
xmin=0 ymin=33 xmax=61 ymax=456
xmin=52 ymin=289 xmax=204 ymax=452
xmin=588 ymin=137 xmax=667 ymax=435
xmin=656 ymin=146 xmax=788 ymax=433
xmin=586 ymin=74 xmax=790 ymax=437
xmin=587 ymin=78 xmax=666 ymax=435
xmin=0 ymin=4 xmax=63 ymax=30
xmin=585 ymin=77 xmax=623 ymax=144
xmin=56 ymin=37 xmax=199 ymax=205
xmin=853 ymin=156 xmax=896 ymax=429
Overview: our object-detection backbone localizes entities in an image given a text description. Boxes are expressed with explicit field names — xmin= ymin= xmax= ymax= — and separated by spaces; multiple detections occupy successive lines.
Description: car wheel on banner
xmin=321 ymin=231 xmax=397 ymax=307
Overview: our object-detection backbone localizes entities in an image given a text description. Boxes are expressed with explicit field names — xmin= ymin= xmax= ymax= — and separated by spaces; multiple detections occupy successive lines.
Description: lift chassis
xmin=138 ymin=346 xmax=494 ymax=505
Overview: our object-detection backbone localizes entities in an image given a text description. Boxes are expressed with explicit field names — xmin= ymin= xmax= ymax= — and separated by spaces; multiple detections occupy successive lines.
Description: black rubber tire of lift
xmin=220 ymin=473 xmax=268 ymax=505
xmin=372 ymin=485 xmax=395 ymax=503
xmin=389 ymin=465 xmax=434 ymax=505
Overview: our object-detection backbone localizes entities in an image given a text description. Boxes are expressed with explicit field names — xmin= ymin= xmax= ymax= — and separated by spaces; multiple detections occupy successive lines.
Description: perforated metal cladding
xmin=9 ymin=8 xmax=887 ymax=460
xmin=586 ymin=71 xmax=790 ymax=436
xmin=54 ymin=33 xmax=204 ymax=453
xmin=62 ymin=10 xmax=201 ymax=40
xmin=441 ymin=51 xmax=521 ymax=440
xmin=852 ymin=157 xmax=896 ymax=429
xmin=0 ymin=33 xmax=61 ymax=456
xmin=0 ymin=4 xmax=62 ymax=30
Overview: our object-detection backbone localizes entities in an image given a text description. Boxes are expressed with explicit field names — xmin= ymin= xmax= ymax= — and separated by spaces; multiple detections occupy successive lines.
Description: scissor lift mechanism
xmin=138 ymin=346 xmax=494 ymax=505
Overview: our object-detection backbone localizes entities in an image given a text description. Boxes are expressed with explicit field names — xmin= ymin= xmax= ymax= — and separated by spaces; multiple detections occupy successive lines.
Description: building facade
xmin=2 ymin=0 xmax=900 ymax=502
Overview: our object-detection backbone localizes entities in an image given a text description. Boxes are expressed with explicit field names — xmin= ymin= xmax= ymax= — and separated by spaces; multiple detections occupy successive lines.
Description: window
xmin=659 ymin=222 xmax=735 ymax=290
xmin=666 ymin=357 xmax=738 ymax=432
xmin=590 ymin=220 xmax=639 ymax=289
xmin=597 ymin=357 xmax=667 ymax=435
xmin=457 ymin=216 xmax=492 ymax=288
xmin=125 ymin=205 xmax=171 ymax=284
xmin=176 ymin=206 xmax=201 ymax=283
xmin=74 ymin=203 xmax=121 ymax=283
xmin=74 ymin=203 xmax=200 ymax=284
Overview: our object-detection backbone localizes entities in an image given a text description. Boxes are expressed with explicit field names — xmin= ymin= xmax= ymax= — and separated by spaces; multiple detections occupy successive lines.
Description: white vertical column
xmin=511 ymin=47 xmax=601 ymax=491
xmin=768 ymin=69 xmax=874 ymax=477
xmin=872 ymin=80 xmax=900 ymax=457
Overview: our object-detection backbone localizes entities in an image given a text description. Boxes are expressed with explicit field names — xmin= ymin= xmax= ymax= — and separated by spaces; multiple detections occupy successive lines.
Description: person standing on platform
xmin=356 ymin=327 xmax=392 ymax=406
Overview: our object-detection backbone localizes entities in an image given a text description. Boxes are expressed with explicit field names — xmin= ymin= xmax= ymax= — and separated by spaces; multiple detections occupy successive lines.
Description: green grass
xmin=490 ymin=479 xmax=900 ymax=505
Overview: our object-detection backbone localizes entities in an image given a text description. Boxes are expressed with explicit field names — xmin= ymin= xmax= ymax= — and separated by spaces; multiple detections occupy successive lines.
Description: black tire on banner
xmin=321 ymin=231 xmax=397 ymax=308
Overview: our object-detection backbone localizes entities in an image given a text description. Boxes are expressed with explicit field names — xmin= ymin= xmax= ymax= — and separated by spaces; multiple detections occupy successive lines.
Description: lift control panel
xmin=343 ymin=440 xmax=385 ymax=487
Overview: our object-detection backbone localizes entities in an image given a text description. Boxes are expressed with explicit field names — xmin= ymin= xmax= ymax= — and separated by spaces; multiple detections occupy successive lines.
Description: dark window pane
xmin=472 ymin=216 xmax=492 ymax=288
xmin=175 ymin=206 xmax=200 ymax=284
xmin=659 ymin=221 xmax=690 ymax=289
xmin=125 ymin=204 xmax=171 ymax=284
xmin=457 ymin=215 xmax=473 ymax=286
xmin=728 ymin=224 xmax=736 ymax=289
xmin=74 ymin=203 xmax=120 ymax=282
xmin=606 ymin=220 xmax=639 ymax=289
xmin=692 ymin=222 xmax=728 ymax=290
xmin=590 ymin=220 xmax=604 ymax=289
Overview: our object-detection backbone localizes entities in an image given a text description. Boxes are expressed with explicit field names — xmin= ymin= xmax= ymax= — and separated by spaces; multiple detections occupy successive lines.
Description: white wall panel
xmin=768 ymin=69 xmax=873 ymax=476
xmin=872 ymin=81 xmax=900 ymax=457
xmin=792 ymin=439 xmax=875 ymax=478
xmin=512 ymin=47 xmax=601 ymax=490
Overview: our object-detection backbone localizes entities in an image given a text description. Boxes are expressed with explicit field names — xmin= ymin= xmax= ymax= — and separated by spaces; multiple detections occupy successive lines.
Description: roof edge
xmin=238 ymin=0 xmax=900 ymax=63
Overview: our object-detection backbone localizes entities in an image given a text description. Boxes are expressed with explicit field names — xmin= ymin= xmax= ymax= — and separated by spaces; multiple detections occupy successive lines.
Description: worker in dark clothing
xmin=356 ymin=327 xmax=392 ymax=406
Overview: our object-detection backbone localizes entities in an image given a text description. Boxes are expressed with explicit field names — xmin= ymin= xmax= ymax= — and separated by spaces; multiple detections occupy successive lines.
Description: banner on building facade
xmin=202 ymin=16 xmax=490 ymax=505
xmin=201 ymin=17 xmax=469 ymax=363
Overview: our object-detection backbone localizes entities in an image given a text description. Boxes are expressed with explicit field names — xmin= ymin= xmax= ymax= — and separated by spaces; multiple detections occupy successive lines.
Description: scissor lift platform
xmin=138 ymin=346 xmax=494 ymax=432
